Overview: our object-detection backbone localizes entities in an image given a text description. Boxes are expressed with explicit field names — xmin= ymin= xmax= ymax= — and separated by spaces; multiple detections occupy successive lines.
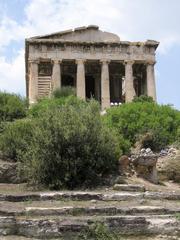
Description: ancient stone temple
xmin=25 ymin=25 xmax=159 ymax=109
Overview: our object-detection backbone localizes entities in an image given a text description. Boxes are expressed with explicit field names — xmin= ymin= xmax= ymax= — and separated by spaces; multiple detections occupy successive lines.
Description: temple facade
xmin=25 ymin=25 xmax=159 ymax=109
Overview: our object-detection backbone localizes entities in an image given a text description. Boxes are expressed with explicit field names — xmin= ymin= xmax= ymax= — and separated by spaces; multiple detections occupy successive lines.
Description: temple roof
xmin=27 ymin=25 xmax=121 ymax=43
xmin=26 ymin=25 xmax=159 ymax=48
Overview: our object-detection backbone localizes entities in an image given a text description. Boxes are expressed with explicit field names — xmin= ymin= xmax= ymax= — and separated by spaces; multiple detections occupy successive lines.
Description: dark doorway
xmin=109 ymin=62 xmax=125 ymax=103
xmin=110 ymin=75 xmax=122 ymax=103
xmin=85 ymin=75 xmax=95 ymax=99
xmin=62 ymin=75 xmax=74 ymax=87
xmin=61 ymin=60 xmax=76 ymax=88
xmin=133 ymin=64 xmax=147 ymax=96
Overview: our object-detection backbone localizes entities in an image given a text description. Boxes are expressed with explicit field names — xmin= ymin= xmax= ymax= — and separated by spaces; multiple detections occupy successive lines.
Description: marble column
xmin=146 ymin=61 xmax=157 ymax=101
xmin=125 ymin=60 xmax=135 ymax=102
xmin=76 ymin=59 xmax=86 ymax=100
xmin=52 ymin=60 xmax=62 ymax=91
xmin=29 ymin=60 xmax=38 ymax=104
xmin=101 ymin=60 xmax=110 ymax=110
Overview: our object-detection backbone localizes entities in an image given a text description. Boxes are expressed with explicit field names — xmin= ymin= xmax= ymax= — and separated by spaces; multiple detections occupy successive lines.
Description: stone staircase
xmin=38 ymin=76 xmax=51 ymax=98
xmin=0 ymin=184 xmax=179 ymax=239
xmin=0 ymin=157 xmax=180 ymax=239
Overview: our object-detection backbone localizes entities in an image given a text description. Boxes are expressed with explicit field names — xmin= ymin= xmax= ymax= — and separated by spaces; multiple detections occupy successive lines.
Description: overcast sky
xmin=0 ymin=0 xmax=180 ymax=109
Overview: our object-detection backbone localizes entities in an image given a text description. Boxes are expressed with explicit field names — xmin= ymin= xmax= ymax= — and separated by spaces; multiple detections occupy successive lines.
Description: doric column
xmin=125 ymin=60 xmax=135 ymax=102
xmin=29 ymin=60 xmax=38 ymax=104
xmin=146 ymin=61 xmax=157 ymax=101
xmin=76 ymin=59 xmax=86 ymax=100
xmin=101 ymin=60 xmax=110 ymax=110
xmin=52 ymin=59 xmax=62 ymax=91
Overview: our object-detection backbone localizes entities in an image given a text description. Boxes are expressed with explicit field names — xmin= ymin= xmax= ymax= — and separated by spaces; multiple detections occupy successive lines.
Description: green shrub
xmin=116 ymin=134 xmax=131 ymax=155
xmin=133 ymin=95 xmax=154 ymax=103
xmin=52 ymin=86 xmax=75 ymax=98
xmin=28 ymin=95 xmax=85 ymax=118
xmin=103 ymin=101 xmax=180 ymax=151
xmin=28 ymin=97 xmax=66 ymax=118
xmin=22 ymin=100 xmax=119 ymax=189
xmin=176 ymin=127 xmax=180 ymax=147
xmin=77 ymin=223 xmax=120 ymax=240
xmin=0 ymin=119 xmax=34 ymax=160
xmin=0 ymin=92 xmax=27 ymax=122
xmin=175 ymin=213 xmax=180 ymax=221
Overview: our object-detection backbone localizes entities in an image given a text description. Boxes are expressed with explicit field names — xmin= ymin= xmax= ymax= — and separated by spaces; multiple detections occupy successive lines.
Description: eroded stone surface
xmin=0 ymin=185 xmax=179 ymax=239
xmin=113 ymin=184 xmax=145 ymax=192
xmin=15 ymin=206 xmax=180 ymax=217
xmin=0 ymin=216 xmax=16 ymax=235
xmin=157 ymin=149 xmax=180 ymax=183
xmin=0 ymin=161 xmax=20 ymax=184
xmin=145 ymin=191 xmax=180 ymax=200
xmin=0 ymin=190 xmax=180 ymax=202
xmin=0 ymin=215 xmax=179 ymax=238
xmin=130 ymin=150 xmax=159 ymax=184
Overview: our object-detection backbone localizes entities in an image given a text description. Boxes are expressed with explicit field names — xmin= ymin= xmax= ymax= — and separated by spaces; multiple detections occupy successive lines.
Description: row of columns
xmin=29 ymin=59 xmax=156 ymax=109
xmin=124 ymin=60 xmax=156 ymax=103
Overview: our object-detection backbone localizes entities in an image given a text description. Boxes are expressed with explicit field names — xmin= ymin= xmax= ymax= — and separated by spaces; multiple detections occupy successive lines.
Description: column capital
xmin=146 ymin=60 xmax=156 ymax=66
xmin=76 ymin=59 xmax=86 ymax=65
xmin=29 ymin=59 xmax=39 ymax=64
xmin=100 ymin=59 xmax=110 ymax=65
xmin=124 ymin=60 xmax=135 ymax=65
xmin=52 ymin=59 xmax=62 ymax=64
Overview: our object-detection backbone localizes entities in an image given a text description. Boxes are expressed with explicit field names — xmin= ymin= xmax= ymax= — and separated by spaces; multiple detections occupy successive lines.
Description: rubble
xmin=130 ymin=148 xmax=159 ymax=184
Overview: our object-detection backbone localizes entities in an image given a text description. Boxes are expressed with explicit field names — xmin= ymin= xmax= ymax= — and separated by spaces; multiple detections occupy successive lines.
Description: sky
xmin=0 ymin=0 xmax=180 ymax=109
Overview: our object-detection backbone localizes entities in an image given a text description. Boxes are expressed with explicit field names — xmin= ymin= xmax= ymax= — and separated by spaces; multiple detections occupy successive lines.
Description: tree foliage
xmin=103 ymin=100 xmax=180 ymax=151
xmin=0 ymin=92 xmax=27 ymax=122
xmin=52 ymin=86 xmax=75 ymax=98
xmin=21 ymin=100 xmax=119 ymax=189
xmin=0 ymin=119 xmax=34 ymax=160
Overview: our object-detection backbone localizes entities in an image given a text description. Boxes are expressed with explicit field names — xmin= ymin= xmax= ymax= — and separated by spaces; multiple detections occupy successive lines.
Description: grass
xmin=76 ymin=222 xmax=121 ymax=240
xmin=175 ymin=213 xmax=180 ymax=220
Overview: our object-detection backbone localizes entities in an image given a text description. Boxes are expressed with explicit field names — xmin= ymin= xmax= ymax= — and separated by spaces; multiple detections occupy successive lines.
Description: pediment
xmin=30 ymin=25 xmax=120 ymax=43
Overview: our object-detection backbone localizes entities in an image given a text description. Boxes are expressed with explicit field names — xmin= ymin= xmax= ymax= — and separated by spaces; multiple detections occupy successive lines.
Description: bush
xmin=0 ymin=92 xmax=27 ymax=122
xmin=133 ymin=95 xmax=154 ymax=103
xmin=28 ymin=95 xmax=85 ymax=118
xmin=175 ymin=127 xmax=180 ymax=147
xmin=28 ymin=97 xmax=66 ymax=118
xmin=52 ymin=86 xmax=75 ymax=98
xmin=0 ymin=119 xmax=34 ymax=160
xmin=77 ymin=223 xmax=120 ymax=240
xmin=103 ymin=101 xmax=180 ymax=151
xmin=22 ymin=100 xmax=119 ymax=189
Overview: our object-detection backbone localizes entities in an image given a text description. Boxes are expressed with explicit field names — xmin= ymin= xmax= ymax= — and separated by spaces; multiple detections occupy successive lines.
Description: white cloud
xmin=0 ymin=0 xmax=180 ymax=96
xmin=0 ymin=50 xmax=25 ymax=95
xmin=0 ymin=16 xmax=24 ymax=51
xmin=2 ymin=0 xmax=180 ymax=49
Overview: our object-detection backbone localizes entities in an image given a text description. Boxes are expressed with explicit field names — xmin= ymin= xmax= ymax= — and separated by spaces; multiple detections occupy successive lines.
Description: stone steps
xmin=0 ymin=214 xmax=179 ymax=238
xmin=0 ymin=205 xmax=179 ymax=217
xmin=1 ymin=236 xmax=179 ymax=240
xmin=0 ymin=180 xmax=179 ymax=238
xmin=0 ymin=190 xmax=180 ymax=202
xmin=113 ymin=184 xmax=145 ymax=192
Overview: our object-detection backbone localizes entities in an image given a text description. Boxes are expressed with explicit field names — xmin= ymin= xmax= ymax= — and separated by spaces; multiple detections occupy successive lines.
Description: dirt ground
xmin=1 ymin=235 xmax=179 ymax=240
xmin=0 ymin=175 xmax=179 ymax=194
